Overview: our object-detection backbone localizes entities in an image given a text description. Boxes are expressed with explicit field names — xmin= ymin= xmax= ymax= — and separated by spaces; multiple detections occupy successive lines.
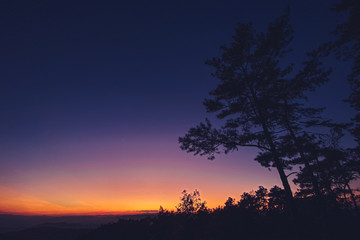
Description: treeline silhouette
xmin=81 ymin=188 xmax=359 ymax=240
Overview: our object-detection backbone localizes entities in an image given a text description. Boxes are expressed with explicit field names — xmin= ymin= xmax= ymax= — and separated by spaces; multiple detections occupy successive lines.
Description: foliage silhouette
xmin=322 ymin=0 xmax=360 ymax=153
xmin=294 ymin=128 xmax=360 ymax=210
xmin=313 ymin=0 xmax=360 ymax=211
xmin=176 ymin=189 xmax=207 ymax=214
xmin=80 ymin=188 xmax=360 ymax=240
xmin=331 ymin=1 xmax=360 ymax=147
xmin=178 ymin=10 xmax=335 ymax=222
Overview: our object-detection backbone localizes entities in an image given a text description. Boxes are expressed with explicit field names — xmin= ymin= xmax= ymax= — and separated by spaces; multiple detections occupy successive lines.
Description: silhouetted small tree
xmin=176 ymin=189 xmax=207 ymax=214
xmin=224 ymin=197 xmax=236 ymax=209
xmin=237 ymin=186 xmax=269 ymax=213
xmin=254 ymin=186 xmax=268 ymax=211
xmin=268 ymin=185 xmax=287 ymax=212
xmin=238 ymin=191 xmax=257 ymax=211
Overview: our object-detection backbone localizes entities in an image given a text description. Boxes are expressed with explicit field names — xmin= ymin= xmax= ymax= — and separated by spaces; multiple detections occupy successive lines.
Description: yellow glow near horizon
xmin=0 ymin=185 xmax=164 ymax=215
xmin=0 ymin=138 xmax=282 ymax=216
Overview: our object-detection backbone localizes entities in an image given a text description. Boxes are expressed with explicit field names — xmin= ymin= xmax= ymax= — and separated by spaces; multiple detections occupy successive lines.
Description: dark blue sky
xmin=0 ymin=0 xmax=356 ymax=214
xmin=1 ymin=0 xmax=351 ymax=144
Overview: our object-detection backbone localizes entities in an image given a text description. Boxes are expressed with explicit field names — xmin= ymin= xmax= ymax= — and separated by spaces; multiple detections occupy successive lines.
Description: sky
xmin=0 ymin=0 xmax=355 ymax=215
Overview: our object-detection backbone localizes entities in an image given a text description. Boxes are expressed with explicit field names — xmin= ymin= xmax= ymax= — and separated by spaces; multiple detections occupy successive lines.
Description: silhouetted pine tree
xmin=331 ymin=3 xmax=360 ymax=194
xmin=263 ymin=51 xmax=335 ymax=208
xmin=312 ymin=0 xmax=360 ymax=211
xmin=328 ymin=0 xmax=360 ymax=150
xmin=179 ymin=11 xmax=332 ymax=222
xmin=179 ymin=11 xmax=300 ymax=217
xmin=294 ymin=128 xmax=359 ymax=210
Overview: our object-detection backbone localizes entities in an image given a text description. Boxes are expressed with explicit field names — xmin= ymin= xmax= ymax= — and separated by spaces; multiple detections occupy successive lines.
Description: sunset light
xmin=1 ymin=0 xmax=359 ymax=239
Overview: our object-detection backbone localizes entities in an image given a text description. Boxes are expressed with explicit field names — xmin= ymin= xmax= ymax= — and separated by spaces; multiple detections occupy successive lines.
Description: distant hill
xmin=0 ymin=214 xmax=155 ymax=233
xmin=0 ymin=226 xmax=91 ymax=240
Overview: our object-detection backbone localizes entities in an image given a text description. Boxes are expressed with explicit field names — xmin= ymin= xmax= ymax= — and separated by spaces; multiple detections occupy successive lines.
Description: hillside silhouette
xmin=2 ymin=187 xmax=358 ymax=240
xmin=78 ymin=187 xmax=359 ymax=240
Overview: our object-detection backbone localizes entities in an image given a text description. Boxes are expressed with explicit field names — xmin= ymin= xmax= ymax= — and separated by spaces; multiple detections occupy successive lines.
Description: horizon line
xmin=0 ymin=210 xmax=159 ymax=217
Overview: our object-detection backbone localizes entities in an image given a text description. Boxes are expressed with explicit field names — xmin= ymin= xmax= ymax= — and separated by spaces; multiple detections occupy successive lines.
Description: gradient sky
xmin=0 ymin=0 xmax=355 ymax=215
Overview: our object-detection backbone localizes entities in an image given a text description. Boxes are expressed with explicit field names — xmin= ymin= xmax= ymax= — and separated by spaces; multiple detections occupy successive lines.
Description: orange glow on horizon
xmin=0 ymin=184 xmax=229 ymax=216
xmin=0 ymin=137 xmax=282 ymax=216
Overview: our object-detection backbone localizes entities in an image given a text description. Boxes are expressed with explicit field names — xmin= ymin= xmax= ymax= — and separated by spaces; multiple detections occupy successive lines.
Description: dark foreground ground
xmin=0 ymin=214 xmax=153 ymax=240
xmin=0 ymin=209 xmax=358 ymax=240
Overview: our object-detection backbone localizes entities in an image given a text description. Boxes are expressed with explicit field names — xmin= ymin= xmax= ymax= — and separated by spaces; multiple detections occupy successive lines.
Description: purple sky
xmin=0 ymin=0 xmax=355 ymax=215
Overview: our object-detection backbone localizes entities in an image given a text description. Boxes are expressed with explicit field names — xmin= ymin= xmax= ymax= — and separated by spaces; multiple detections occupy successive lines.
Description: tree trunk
xmin=247 ymin=84 xmax=303 ymax=239
xmin=261 ymin=121 xmax=298 ymax=217
xmin=248 ymin=86 xmax=298 ymax=217
xmin=346 ymin=183 xmax=359 ymax=214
